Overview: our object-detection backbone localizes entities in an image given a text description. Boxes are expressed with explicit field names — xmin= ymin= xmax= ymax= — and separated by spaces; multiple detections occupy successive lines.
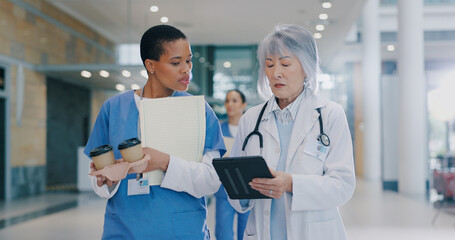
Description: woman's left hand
xmin=249 ymin=168 xmax=293 ymax=199
xmin=142 ymin=147 xmax=170 ymax=172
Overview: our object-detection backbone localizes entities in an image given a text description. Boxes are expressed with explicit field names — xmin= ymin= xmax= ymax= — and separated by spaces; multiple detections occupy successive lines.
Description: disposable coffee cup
xmin=118 ymin=138 xmax=144 ymax=163
xmin=90 ymin=145 xmax=115 ymax=170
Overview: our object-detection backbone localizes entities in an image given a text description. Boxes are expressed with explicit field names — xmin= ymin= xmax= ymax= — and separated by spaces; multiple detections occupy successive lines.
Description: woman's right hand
xmin=90 ymin=162 xmax=119 ymax=187
xmin=96 ymin=175 xmax=117 ymax=187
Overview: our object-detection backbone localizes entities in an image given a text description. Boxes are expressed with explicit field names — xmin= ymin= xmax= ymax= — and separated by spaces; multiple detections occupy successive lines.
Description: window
xmin=212 ymin=46 xmax=260 ymax=104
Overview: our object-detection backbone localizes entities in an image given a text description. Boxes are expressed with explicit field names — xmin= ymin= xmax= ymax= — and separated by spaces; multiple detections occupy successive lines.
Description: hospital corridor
xmin=2 ymin=0 xmax=455 ymax=239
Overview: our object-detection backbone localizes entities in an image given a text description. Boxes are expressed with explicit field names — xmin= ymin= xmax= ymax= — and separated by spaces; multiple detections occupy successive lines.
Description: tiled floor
xmin=0 ymin=192 xmax=105 ymax=240
xmin=0 ymin=192 xmax=83 ymax=227
xmin=341 ymin=180 xmax=455 ymax=240
xmin=1 ymin=179 xmax=455 ymax=240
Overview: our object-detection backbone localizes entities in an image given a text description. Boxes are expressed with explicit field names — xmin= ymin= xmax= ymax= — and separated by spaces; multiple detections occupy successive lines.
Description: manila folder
xmin=139 ymin=95 xmax=206 ymax=185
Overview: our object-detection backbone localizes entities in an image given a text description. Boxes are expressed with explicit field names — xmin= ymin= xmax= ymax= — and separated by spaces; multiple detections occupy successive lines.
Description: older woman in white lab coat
xmin=228 ymin=24 xmax=356 ymax=240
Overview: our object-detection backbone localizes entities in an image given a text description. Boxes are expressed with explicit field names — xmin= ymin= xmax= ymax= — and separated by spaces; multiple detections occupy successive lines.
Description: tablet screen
xmin=213 ymin=156 xmax=273 ymax=199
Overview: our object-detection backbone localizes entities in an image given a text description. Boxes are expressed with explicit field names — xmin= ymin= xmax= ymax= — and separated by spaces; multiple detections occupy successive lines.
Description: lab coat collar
xmin=260 ymin=97 xmax=280 ymax=145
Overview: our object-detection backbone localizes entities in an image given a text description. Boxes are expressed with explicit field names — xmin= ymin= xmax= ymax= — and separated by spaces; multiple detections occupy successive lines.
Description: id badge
xmin=127 ymin=178 xmax=150 ymax=196
xmin=303 ymin=139 xmax=330 ymax=162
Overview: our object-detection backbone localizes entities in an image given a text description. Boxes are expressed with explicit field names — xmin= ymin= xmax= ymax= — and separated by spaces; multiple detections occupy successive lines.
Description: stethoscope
xmin=241 ymin=101 xmax=330 ymax=154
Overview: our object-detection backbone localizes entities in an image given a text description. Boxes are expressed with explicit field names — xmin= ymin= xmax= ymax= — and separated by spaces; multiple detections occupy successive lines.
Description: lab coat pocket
xmin=244 ymin=234 xmax=258 ymax=240
xmin=295 ymin=148 xmax=324 ymax=175
xmin=172 ymin=210 xmax=206 ymax=239
xmin=244 ymin=212 xmax=257 ymax=239
xmin=307 ymin=219 xmax=339 ymax=240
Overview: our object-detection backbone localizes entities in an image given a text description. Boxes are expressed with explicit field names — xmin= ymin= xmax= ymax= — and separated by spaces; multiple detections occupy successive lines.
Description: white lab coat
xmin=228 ymin=93 xmax=356 ymax=240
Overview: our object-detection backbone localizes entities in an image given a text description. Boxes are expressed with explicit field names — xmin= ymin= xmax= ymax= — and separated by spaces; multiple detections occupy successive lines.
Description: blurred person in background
xmin=215 ymin=89 xmax=249 ymax=240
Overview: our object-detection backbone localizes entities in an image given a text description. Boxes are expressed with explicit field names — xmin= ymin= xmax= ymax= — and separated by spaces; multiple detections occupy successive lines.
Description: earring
xmin=150 ymin=71 xmax=154 ymax=74
xmin=303 ymin=77 xmax=309 ymax=89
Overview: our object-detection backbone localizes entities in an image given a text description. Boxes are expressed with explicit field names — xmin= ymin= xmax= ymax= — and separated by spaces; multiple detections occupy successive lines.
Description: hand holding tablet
xmin=212 ymin=156 xmax=273 ymax=199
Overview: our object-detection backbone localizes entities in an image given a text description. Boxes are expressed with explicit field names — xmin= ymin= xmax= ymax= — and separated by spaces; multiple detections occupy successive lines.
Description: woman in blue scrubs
xmin=215 ymin=89 xmax=249 ymax=240
xmin=84 ymin=25 xmax=226 ymax=240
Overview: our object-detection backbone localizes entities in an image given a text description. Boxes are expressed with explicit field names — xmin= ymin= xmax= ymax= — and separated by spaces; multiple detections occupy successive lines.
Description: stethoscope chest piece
xmin=318 ymin=133 xmax=330 ymax=147
xmin=316 ymin=107 xmax=330 ymax=147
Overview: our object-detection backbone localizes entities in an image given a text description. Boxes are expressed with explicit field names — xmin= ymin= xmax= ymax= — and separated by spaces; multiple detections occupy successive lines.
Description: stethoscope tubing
xmin=242 ymin=101 xmax=330 ymax=153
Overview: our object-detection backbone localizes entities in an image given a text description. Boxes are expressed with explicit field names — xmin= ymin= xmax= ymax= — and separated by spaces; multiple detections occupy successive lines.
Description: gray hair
xmin=257 ymin=24 xmax=320 ymax=99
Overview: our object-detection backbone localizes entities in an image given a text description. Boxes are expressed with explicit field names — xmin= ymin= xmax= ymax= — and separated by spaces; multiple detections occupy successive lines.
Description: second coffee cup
xmin=118 ymin=138 xmax=144 ymax=163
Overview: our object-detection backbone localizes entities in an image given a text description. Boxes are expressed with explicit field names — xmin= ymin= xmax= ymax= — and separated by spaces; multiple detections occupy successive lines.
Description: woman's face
xmin=147 ymin=39 xmax=193 ymax=93
xmin=265 ymin=51 xmax=306 ymax=103
xmin=225 ymin=91 xmax=246 ymax=118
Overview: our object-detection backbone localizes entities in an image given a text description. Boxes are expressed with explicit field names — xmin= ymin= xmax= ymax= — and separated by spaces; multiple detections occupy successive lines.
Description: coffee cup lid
xmin=118 ymin=138 xmax=142 ymax=150
xmin=90 ymin=145 xmax=113 ymax=157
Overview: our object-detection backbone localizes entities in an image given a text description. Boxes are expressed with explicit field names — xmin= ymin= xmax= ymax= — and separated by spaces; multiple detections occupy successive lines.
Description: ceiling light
xmin=386 ymin=44 xmax=396 ymax=52
xmin=199 ymin=57 xmax=206 ymax=63
xmin=150 ymin=6 xmax=159 ymax=12
xmin=223 ymin=61 xmax=232 ymax=68
xmin=140 ymin=70 xmax=148 ymax=78
xmin=320 ymin=80 xmax=335 ymax=90
xmin=131 ymin=84 xmax=140 ymax=90
xmin=99 ymin=70 xmax=110 ymax=78
xmin=319 ymin=73 xmax=331 ymax=82
xmin=315 ymin=24 xmax=325 ymax=31
xmin=115 ymin=84 xmax=126 ymax=91
xmin=160 ymin=17 xmax=168 ymax=23
xmin=314 ymin=32 xmax=322 ymax=39
xmin=319 ymin=13 xmax=328 ymax=20
xmin=322 ymin=2 xmax=332 ymax=9
xmin=122 ymin=70 xmax=131 ymax=78
xmin=81 ymin=70 xmax=91 ymax=78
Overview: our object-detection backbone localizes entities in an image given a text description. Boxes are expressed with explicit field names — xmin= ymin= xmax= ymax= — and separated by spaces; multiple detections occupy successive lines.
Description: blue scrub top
xmin=220 ymin=121 xmax=233 ymax=138
xmin=84 ymin=90 xmax=225 ymax=240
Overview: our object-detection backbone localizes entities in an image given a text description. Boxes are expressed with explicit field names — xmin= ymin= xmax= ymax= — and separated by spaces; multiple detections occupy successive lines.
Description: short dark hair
xmin=227 ymin=89 xmax=246 ymax=103
xmin=140 ymin=25 xmax=187 ymax=66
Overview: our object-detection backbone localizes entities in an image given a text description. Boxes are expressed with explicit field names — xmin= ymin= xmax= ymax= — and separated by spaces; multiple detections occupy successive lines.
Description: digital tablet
xmin=212 ymin=156 xmax=273 ymax=199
